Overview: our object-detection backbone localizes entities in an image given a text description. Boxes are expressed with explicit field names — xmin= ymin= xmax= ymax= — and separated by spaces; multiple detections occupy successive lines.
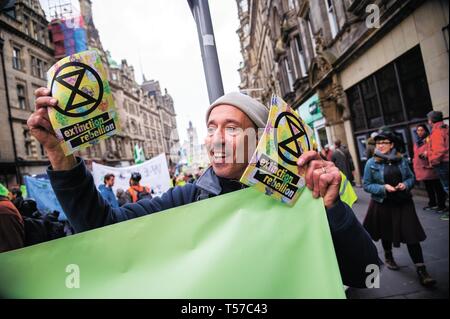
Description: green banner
xmin=0 ymin=187 xmax=345 ymax=299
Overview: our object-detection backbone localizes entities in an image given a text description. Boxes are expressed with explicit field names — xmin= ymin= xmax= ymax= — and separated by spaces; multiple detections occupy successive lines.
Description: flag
xmin=133 ymin=144 xmax=145 ymax=165
xmin=0 ymin=187 xmax=345 ymax=298
xmin=20 ymin=185 xmax=27 ymax=199
xmin=0 ymin=183 xmax=8 ymax=197
xmin=23 ymin=176 xmax=67 ymax=220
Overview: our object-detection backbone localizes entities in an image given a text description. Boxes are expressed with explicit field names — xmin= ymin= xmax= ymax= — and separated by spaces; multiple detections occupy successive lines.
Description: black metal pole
xmin=187 ymin=0 xmax=224 ymax=103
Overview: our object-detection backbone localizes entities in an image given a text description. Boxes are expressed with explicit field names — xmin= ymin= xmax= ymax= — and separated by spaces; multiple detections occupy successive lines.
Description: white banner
xmin=92 ymin=153 xmax=171 ymax=197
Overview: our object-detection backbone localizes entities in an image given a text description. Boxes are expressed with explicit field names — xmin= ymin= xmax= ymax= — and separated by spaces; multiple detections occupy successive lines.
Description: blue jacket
xmin=47 ymin=158 xmax=380 ymax=288
xmin=98 ymin=184 xmax=119 ymax=208
xmin=363 ymin=156 xmax=415 ymax=203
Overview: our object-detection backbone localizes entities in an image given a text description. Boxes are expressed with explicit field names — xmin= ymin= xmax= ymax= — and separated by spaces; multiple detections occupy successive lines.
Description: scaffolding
xmin=48 ymin=0 xmax=75 ymax=20
xmin=46 ymin=0 xmax=87 ymax=58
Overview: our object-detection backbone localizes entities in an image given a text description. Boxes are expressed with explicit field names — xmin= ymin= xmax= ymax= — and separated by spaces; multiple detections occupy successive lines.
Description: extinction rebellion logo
xmin=50 ymin=62 xmax=116 ymax=148
xmin=50 ymin=61 xmax=104 ymax=117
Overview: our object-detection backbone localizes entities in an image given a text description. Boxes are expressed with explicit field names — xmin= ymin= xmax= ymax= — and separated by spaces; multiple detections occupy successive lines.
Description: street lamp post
xmin=187 ymin=0 xmax=224 ymax=103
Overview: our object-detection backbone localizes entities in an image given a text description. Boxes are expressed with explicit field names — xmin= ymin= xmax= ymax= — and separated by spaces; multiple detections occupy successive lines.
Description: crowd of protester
xmin=0 ymin=184 xmax=73 ymax=253
xmin=0 ymin=108 xmax=447 ymax=288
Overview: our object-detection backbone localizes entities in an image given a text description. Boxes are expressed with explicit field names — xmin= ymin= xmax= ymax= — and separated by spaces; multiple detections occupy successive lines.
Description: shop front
xmin=297 ymin=93 xmax=331 ymax=151
xmin=346 ymin=46 xmax=434 ymax=174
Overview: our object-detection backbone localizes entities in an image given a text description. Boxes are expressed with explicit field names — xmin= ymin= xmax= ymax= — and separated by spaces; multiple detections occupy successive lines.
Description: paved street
xmin=346 ymin=187 xmax=449 ymax=299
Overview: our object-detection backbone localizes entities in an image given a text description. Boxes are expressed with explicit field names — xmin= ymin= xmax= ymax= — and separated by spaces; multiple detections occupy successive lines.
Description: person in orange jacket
xmin=427 ymin=111 xmax=449 ymax=220
xmin=126 ymin=172 xmax=153 ymax=203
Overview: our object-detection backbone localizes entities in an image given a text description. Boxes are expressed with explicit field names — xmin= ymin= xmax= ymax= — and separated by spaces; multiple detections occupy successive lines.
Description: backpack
xmin=128 ymin=186 xmax=152 ymax=202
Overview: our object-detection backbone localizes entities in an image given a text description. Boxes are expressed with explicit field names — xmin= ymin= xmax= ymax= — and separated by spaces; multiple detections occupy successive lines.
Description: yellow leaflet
xmin=47 ymin=50 xmax=120 ymax=155
xmin=240 ymin=95 xmax=316 ymax=206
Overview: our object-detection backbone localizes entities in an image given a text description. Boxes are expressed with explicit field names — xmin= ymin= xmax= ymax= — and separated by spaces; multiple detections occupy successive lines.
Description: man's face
xmin=107 ymin=177 xmax=115 ymax=187
xmin=205 ymin=104 xmax=258 ymax=180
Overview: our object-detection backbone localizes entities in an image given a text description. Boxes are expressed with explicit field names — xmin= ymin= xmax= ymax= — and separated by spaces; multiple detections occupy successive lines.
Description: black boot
xmin=417 ymin=265 xmax=436 ymax=287
xmin=384 ymin=251 xmax=399 ymax=270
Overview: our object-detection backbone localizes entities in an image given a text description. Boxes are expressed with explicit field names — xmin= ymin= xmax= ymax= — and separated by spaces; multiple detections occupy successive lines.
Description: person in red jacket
xmin=427 ymin=111 xmax=449 ymax=220
xmin=0 ymin=184 xmax=25 ymax=253
xmin=413 ymin=124 xmax=447 ymax=212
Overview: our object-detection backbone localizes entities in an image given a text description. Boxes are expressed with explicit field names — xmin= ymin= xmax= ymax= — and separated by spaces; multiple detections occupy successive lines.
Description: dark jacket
xmin=48 ymin=158 xmax=380 ymax=288
xmin=332 ymin=146 xmax=355 ymax=183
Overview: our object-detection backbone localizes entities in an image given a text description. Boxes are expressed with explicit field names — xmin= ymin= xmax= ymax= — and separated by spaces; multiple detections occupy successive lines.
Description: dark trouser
xmin=423 ymin=179 xmax=447 ymax=208
xmin=382 ymin=240 xmax=424 ymax=264
xmin=434 ymin=162 xmax=449 ymax=195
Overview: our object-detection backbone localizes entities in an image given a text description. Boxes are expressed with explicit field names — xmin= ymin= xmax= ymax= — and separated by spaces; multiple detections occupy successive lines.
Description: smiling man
xmin=27 ymin=89 xmax=380 ymax=288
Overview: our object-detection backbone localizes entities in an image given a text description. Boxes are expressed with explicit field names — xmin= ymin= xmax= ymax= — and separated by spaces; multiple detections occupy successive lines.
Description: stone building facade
xmin=141 ymin=78 xmax=180 ymax=167
xmin=0 ymin=0 xmax=55 ymax=186
xmin=78 ymin=0 xmax=180 ymax=168
xmin=0 ymin=0 xmax=180 ymax=186
xmin=237 ymin=0 xmax=449 ymax=183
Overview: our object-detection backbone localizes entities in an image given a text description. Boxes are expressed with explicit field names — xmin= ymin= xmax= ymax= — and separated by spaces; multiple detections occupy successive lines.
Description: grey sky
xmin=39 ymin=0 xmax=242 ymax=143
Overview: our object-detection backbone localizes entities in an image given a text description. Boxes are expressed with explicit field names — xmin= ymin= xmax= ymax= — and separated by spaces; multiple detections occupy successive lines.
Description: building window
xmin=31 ymin=57 xmax=36 ymax=76
xmin=116 ymin=139 xmax=124 ymax=157
xmin=38 ymin=26 xmax=46 ymax=44
xmin=12 ymin=47 xmax=22 ymax=70
xmin=37 ymin=59 xmax=45 ymax=79
xmin=347 ymin=86 xmax=366 ymax=131
xmin=306 ymin=12 xmax=317 ymax=57
xmin=284 ymin=58 xmax=294 ymax=92
xmin=23 ymin=128 xmax=32 ymax=156
xmin=346 ymin=45 xmax=432 ymax=133
xmin=31 ymin=56 xmax=45 ymax=79
xmin=325 ymin=0 xmax=339 ymax=38
xmin=17 ymin=84 xmax=27 ymax=110
xmin=32 ymin=21 xmax=38 ymax=40
xmin=105 ymin=139 xmax=112 ymax=152
xmin=360 ymin=77 xmax=383 ymax=129
xmin=23 ymin=15 xmax=30 ymax=36
xmin=93 ymin=144 xmax=101 ymax=158
xmin=376 ymin=64 xmax=404 ymax=125
xmin=43 ymin=62 xmax=48 ymax=79
xmin=294 ymin=35 xmax=308 ymax=77
xmin=288 ymin=45 xmax=299 ymax=80
xmin=4 ymin=6 xmax=16 ymax=19
xmin=396 ymin=46 xmax=433 ymax=121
